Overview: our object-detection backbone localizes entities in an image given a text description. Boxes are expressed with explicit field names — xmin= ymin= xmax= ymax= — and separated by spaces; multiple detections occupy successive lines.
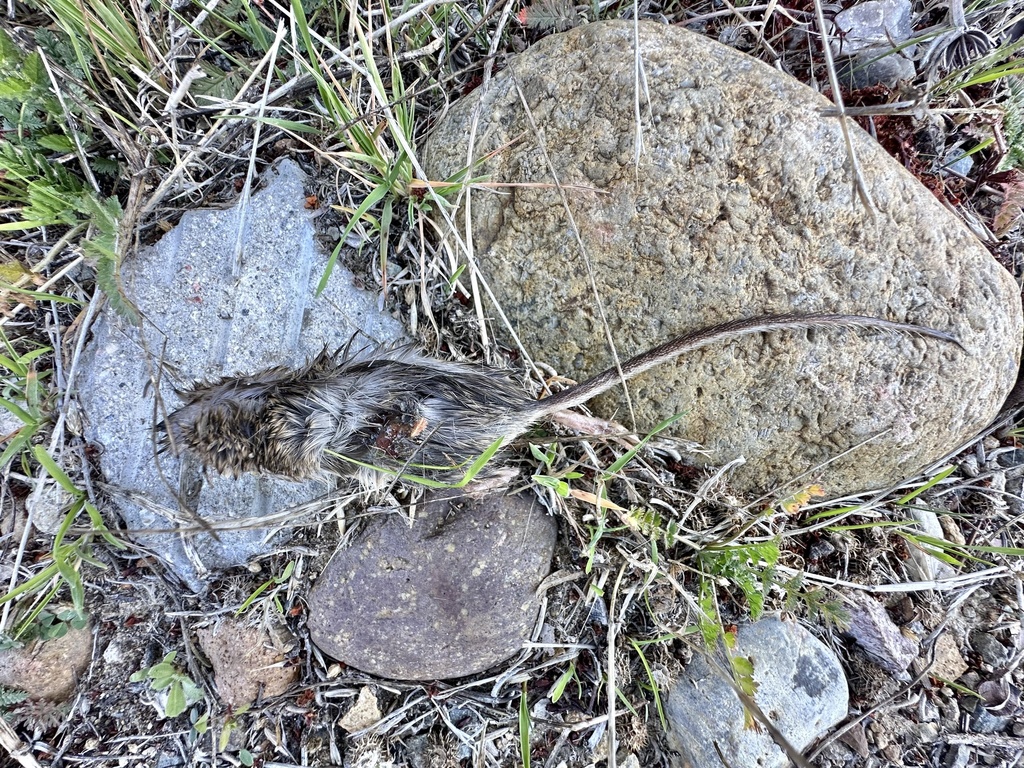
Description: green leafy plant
xmin=548 ymin=659 xmax=582 ymax=703
xmin=0 ymin=685 xmax=29 ymax=709
xmin=629 ymin=638 xmax=667 ymax=729
xmin=698 ymin=540 xmax=781 ymax=621
xmin=0 ymin=444 xmax=126 ymax=640
xmin=130 ymin=651 xmax=205 ymax=719
xmin=0 ymin=336 xmax=51 ymax=471
xmin=1002 ymin=76 xmax=1024 ymax=170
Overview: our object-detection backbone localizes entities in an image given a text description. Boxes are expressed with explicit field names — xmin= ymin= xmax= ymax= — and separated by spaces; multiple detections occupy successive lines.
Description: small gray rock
xmin=971 ymin=707 xmax=1012 ymax=734
xmin=941 ymin=152 xmax=975 ymax=178
xmin=970 ymin=630 xmax=1010 ymax=668
xmin=905 ymin=508 xmax=957 ymax=583
xmin=832 ymin=0 xmax=918 ymax=86
xmin=664 ymin=618 xmax=848 ymax=768
xmin=833 ymin=0 xmax=913 ymax=56
xmin=836 ymin=51 xmax=916 ymax=88
xmin=307 ymin=490 xmax=556 ymax=680
xmin=78 ymin=160 xmax=406 ymax=590
xmin=422 ymin=21 xmax=1022 ymax=497
xmin=845 ymin=594 xmax=918 ymax=675
xmin=944 ymin=743 xmax=972 ymax=768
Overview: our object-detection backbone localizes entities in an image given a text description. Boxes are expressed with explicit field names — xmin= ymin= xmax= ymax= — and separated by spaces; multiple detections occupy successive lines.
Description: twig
xmin=36 ymin=48 xmax=101 ymax=195
xmin=507 ymin=63 xmax=639 ymax=428
xmin=232 ymin=20 xmax=288 ymax=279
xmin=0 ymin=719 xmax=43 ymax=768
xmin=811 ymin=0 xmax=876 ymax=214
xmin=605 ymin=561 xmax=630 ymax=768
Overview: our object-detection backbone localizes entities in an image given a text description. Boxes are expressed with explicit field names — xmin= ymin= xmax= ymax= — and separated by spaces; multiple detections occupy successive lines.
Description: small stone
xmin=836 ymin=53 xmax=916 ymax=89
xmin=938 ymin=515 xmax=966 ymax=546
xmin=978 ymin=678 xmax=1021 ymax=717
xmin=914 ymin=722 xmax=939 ymax=743
xmin=845 ymin=594 xmax=918 ymax=675
xmin=664 ymin=618 xmax=848 ymax=768
xmin=833 ymin=0 xmax=913 ymax=55
xmin=307 ymin=489 xmax=557 ymax=680
xmin=870 ymin=722 xmax=890 ymax=750
xmin=905 ymin=509 xmax=958 ymax=583
xmin=970 ymin=631 xmax=1009 ymax=668
xmin=338 ymin=686 xmax=382 ymax=732
xmin=0 ymin=620 xmax=92 ymax=701
xmin=196 ymin=617 xmax=297 ymax=709
xmin=25 ymin=480 xmax=74 ymax=535
xmin=838 ymin=723 xmax=870 ymax=757
xmin=996 ymin=448 xmax=1024 ymax=469
xmin=944 ymin=744 xmax=971 ymax=768
xmin=882 ymin=742 xmax=904 ymax=763
xmin=929 ymin=632 xmax=969 ymax=682
xmin=806 ymin=538 xmax=836 ymax=562
xmin=941 ymin=152 xmax=974 ymax=178
xmin=971 ymin=707 xmax=1011 ymax=733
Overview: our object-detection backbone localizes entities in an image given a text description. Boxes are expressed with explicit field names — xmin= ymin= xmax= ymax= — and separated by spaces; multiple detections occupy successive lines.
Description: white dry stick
xmin=0 ymin=717 xmax=44 ymax=768
xmin=632 ymin=3 xmax=649 ymax=171
xmin=162 ymin=65 xmax=207 ymax=113
xmin=779 ymin=563 xmax=1010 ymax=593
xmin=231 ymin=21 xmax=288 ymax=279
xmin=605 ymin=561 xmax=629 ymax=768
xmin=183 ymin=0 xmax=223 ymax=39
xmin=37 ymin=48 xmax=101 ymax=195
xmin=811 ymin=0 xmax=876 ymax=215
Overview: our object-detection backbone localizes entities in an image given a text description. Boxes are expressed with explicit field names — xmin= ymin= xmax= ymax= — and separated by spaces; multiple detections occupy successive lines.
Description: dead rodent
xmin=159 ymin=313 xmax=961 ymax=482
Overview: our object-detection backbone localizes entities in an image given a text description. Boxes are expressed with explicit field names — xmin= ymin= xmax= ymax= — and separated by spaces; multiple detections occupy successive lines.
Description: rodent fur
xmin=159 ymin=313 xmax=961 ymax=482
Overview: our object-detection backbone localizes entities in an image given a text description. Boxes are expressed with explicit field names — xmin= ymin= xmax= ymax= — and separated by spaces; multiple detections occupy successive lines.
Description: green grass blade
xmin=519 ymin=682 xmax=531 ymax=768
xmin=315 ymin=183 xmax=389 ymax=295
xmin=32 ymin=445 xmax=82 ymax=497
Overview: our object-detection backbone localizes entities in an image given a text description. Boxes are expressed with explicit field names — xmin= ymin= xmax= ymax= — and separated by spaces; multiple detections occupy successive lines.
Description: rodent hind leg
xmin=549 ymin=409 xmax=638 ymax=442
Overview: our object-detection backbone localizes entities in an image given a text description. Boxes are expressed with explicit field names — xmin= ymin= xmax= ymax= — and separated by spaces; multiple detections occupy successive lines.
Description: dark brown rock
xmin=307 ymin=490 xmax=556 ymax=680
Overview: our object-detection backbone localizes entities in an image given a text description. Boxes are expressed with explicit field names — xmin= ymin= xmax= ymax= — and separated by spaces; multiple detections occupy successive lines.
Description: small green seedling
xmin=130 ymin=651 xmax=204 ymax=718
xmin=235 ymin=560 xmax=295 ymax=616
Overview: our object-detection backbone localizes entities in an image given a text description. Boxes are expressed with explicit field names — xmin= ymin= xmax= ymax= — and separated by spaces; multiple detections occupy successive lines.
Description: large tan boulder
xmin=423 ymin=21 xmax=1022 ymax=495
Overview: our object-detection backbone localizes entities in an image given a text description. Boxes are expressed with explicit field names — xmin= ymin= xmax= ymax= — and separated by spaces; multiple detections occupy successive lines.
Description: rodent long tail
xmin=525 ymin=313 xmax=962 ymax=419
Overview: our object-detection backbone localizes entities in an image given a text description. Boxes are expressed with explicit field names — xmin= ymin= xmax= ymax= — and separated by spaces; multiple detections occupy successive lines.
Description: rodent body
xmin=159 ymin=313 xmax=961 ymax=482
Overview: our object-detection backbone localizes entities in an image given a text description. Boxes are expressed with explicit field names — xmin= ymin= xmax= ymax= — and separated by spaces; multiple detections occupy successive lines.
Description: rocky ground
xmin=1 ymin=1 xmax=1023 ymax=767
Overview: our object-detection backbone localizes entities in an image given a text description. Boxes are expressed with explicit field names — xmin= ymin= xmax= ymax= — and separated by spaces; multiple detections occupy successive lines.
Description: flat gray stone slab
xmin=79 ymin=160 xmax=405 ymax=591
xmin=307 ymin=489 xmax=557 ymax=680
xmin=665 ymin=618 xmax=849 ymax=768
